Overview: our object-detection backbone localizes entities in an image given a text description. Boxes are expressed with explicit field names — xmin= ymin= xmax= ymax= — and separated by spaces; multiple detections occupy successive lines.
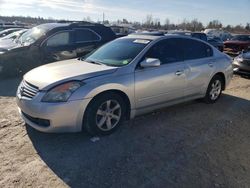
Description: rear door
xmin=134 ymin=38 xmax=187 ymax=109
xmin=181 ymin=38 xmax=215 ymax=97
xmin=73 ymin=28 xmax=101 ymax=57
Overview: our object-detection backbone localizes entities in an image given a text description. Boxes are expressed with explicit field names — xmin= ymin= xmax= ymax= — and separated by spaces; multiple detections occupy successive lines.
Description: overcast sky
xmin=0 ymin=0 xmax=249 ymax=26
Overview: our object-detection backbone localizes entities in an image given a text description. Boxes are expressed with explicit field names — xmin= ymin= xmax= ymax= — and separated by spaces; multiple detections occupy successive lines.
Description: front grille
xmin=19 ymin=80 xmax=39 ymax=99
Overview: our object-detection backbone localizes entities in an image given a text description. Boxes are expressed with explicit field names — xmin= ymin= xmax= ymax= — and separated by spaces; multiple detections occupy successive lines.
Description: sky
xmin=0 ymin=0 xmax=249 ymax=26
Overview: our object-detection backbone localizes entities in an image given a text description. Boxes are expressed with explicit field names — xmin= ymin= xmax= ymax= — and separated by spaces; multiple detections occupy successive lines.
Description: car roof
xmin=37 ymin=22 xmax=106 ymax=30
xmin=124 ymin=34 xmax=163 ymax=40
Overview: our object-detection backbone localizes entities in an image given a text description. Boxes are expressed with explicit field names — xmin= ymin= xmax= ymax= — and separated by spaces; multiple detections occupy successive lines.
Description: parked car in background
xmin=110 ymin=24 xmax=136 ymax=37
xmin=0 ymin=28 xmax=25 ymax=38
xmin=167 ymin=31 xmax=208 ymax=41
xmin=190 ymin=32 xmax=208 ymax=41
xmin=224 ymin=35 xmax=250 ymax=56
xmin=0 ymin=22 xmax=26 ymax=31
xmin=0 ymin=29 xmax=28 ymax=49
xmin=207 ymin=37 xmax=224 ymax=52
xmin=130 ymin=31 xmax=165 ymax=36
xmin=204 ymin=29 xmax=232 ymax=41
xmin=168 ymin=31 xmax=224 ymax=51
xmin=16 ymin=35 xmax=233 ymax=135
xmin=233 ymin=49 xmax=250 ymax=75
xmin=0 ymin=22 xmax=116 ymax=78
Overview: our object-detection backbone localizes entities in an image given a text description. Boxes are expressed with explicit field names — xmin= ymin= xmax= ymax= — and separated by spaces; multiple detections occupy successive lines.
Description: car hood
xmin=24 ymin=59 xmax=118 ymax=90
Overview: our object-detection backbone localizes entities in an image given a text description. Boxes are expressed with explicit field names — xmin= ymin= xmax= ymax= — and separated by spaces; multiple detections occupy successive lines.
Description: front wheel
xmin=204 ymin=75 xmax=223 ymax=104
xmin=83 ymin=93 xmax=126 ymax=136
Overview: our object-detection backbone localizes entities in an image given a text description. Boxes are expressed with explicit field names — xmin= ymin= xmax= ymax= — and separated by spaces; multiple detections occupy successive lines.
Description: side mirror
xmin=140 ymin=58 xmax=161 ymax=68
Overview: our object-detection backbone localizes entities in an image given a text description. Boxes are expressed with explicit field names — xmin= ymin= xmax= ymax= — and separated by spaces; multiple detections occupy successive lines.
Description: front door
xmin=134 ymin=38 xmax=187 ymax=109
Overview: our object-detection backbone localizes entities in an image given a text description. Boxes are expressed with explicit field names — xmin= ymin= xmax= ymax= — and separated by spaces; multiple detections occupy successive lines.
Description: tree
xmin=83 ymin=16 xmax=91 ymax=22
xmin=207 ymin=20 xmax=222 ymax=29
xmin=145 ymin=14 xmax=153 ymax=28
xmin=190 ymin=19 xmax=203 ymax=31
xmin=245 ymin=23 xmax=250 ymax=31
xmin=164 ymin=18 xmax=171 ymax=30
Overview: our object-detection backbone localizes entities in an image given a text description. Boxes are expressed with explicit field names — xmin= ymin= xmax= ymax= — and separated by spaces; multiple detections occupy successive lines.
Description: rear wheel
xmin=204 ymin=75 xmax=223 ymax=104
xmin=83 ymin=92 xmax=126 ymax=135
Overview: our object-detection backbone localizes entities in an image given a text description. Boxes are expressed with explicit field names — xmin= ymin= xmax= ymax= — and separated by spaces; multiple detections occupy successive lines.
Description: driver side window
xmin=47 ymin=32 xmax=70 ymax=47
xmin=145 ymin=39 xmax=183 ymax=64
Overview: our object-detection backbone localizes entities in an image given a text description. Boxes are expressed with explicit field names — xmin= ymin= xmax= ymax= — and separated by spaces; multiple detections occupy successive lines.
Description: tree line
xmin=1 ymin=15 xmax=249 ymax=34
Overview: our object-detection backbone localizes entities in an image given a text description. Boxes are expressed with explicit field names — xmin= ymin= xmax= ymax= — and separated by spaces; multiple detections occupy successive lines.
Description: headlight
xmin=42 ymin=81 xmax=83 ymax=102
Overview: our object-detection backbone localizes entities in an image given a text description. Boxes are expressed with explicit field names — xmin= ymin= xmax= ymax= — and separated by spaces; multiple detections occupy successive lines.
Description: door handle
xmin=175 ymin=70 xmax=184 ymax=76
xmin=208 ymin=62 xmax=214 ymax=67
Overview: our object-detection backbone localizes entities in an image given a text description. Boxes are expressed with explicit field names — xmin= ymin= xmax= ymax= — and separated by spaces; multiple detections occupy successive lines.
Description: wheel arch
xmin=83 ymin=89 xmax=132 ymax=123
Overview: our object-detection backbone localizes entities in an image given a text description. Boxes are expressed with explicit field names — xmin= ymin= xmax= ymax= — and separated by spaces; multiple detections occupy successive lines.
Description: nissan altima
xmin=16 ymin=35 xmax=233 ymax=135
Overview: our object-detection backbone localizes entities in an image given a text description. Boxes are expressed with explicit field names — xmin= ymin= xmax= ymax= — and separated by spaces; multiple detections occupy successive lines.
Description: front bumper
xmin=16 ymin=96 xmax=92 ymax=133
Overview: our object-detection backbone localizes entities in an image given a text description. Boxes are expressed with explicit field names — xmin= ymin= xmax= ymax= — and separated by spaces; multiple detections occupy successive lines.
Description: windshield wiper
xmin=85 ymin=59 xmax=104 ymax=65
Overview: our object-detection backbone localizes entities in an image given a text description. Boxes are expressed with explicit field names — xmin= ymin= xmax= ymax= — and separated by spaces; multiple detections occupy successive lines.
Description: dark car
xmin=233 ymin=49 xmax=250 ymax=76
xmin=207 ymin=37 xmax=224 ymax=52
xmin=191 ymin=32 xmax=208 ymax=42
xmin=224 ymin=35 xmax=250 ymax=56
xmin=0 ymin=28 xmax=25 ymax=38
xmin=0 ymin=22 xmax=116 ymax=78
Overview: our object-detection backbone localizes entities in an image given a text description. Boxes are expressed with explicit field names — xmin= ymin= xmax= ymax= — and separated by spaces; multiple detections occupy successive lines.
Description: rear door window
xmin=181 ymin=39 xmax=213 ymax=60
xmin=74 ymin=29 xmax=100 ymax=43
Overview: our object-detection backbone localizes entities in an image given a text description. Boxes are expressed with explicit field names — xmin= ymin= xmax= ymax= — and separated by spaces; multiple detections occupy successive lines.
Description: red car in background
xmin=224 ymin=35 xmax=250 ymax=56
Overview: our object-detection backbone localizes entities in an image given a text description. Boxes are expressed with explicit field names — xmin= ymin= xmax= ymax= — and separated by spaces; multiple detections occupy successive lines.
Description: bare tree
xmin=164 ymin=18 xmax=171 ymax=30
xmin=145 ymin=14 xmax=153 ymax=28
xmin=207 ymin=20 xmax=222 ymax=29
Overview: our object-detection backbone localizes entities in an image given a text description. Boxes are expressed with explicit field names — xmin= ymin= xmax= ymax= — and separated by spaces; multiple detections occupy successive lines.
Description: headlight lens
xmin=42 ymin=81 xmax=83 ymax=102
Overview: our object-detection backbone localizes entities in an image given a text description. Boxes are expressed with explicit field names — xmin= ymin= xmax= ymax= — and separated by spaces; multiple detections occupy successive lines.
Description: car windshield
xmin=231 ymin=35 xmax=250 ymax=41
xmin=83 ymin=38 xmax=150 ymax=67
xmin=17 ymin=26 xmax=47 ymax=46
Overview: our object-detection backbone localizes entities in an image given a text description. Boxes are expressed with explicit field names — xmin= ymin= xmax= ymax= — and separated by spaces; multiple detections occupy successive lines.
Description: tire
xmin=204 ymin=75 xmax=223 ymax=104
xmin=83 ymin=92 xmax=126 ymax=136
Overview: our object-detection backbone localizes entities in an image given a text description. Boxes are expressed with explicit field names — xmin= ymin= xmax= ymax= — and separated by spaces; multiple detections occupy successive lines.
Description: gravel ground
xmin=0 ymin=75 xmax=249 ymax=188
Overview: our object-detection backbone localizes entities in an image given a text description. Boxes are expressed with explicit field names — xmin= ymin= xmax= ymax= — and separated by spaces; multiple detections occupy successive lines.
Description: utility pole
xmin=103 ymin=12 xmax=105 ymax=24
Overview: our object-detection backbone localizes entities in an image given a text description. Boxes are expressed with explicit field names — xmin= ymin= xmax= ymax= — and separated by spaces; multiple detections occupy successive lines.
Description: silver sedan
xmin=16 ymin=35 xmax=233 ymax=135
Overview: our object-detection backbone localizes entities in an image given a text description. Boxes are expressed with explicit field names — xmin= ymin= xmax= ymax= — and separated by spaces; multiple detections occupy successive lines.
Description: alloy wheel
xmin=209 ymin=80 xmax=222 ymax=100
xmin=95 ymin=100 xmax=122 ymax=131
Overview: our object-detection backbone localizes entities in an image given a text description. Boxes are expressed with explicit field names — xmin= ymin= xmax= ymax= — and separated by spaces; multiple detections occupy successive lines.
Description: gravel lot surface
xmin=0 ymin=75 xmax=249 ymax=188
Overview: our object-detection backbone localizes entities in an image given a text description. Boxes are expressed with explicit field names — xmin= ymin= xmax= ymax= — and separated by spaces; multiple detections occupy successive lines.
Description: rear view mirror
xmin=140 ymin=58 xmax=161 ymax=68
